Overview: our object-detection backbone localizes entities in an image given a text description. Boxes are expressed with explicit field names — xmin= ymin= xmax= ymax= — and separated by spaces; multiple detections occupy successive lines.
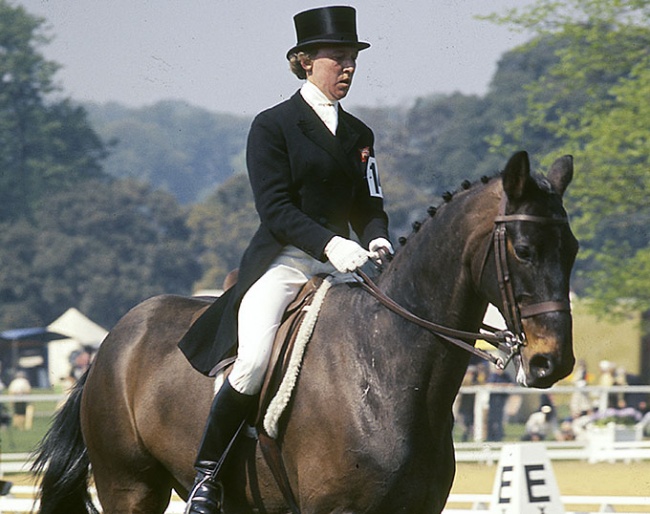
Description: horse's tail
xmin=31 ymin=369 xmax=98 ymax=514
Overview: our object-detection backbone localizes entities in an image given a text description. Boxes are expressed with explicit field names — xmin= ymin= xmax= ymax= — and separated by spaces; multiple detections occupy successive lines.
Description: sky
xmin=17 ymin=0 xmax=536 ymax=117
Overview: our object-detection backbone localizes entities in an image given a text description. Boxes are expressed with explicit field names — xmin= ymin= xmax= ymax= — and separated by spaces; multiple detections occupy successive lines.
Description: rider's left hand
xmin=368 ymin=238 xmax=394 ymax=268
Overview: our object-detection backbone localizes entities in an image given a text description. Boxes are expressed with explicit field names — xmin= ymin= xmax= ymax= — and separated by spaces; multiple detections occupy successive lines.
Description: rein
xmin=354 ymin=269 xmax=514 ymax=369
xmin=355 ymin=198 xmax=570 ymax=369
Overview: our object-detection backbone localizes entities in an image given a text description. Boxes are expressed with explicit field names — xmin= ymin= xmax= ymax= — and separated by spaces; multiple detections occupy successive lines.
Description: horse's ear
xmin=547 ymin=155 xmax=573 ymax=197
xmin=502 ymin=150 xmax=531 ymax=201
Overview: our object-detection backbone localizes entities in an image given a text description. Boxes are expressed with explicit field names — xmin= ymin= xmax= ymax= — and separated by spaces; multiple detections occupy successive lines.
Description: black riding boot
xmin=185 ymin=379 xmax=255 ymax=514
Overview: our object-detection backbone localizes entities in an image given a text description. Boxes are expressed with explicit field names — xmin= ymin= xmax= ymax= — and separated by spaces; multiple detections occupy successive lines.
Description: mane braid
xmin=397 ymin=173 xmax=501 ymax=248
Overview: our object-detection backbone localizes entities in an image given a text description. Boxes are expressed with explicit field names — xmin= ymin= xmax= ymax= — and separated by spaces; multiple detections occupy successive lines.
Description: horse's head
xmin=479 ymin=151 xmax=579 ymax=388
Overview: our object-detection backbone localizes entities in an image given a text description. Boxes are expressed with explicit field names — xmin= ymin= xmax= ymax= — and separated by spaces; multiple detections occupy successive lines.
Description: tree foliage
xmin=4 ymin=0 xmax=650 ymax=331
xmin=0 ymin=178 xmax=200 ymax=328
xmin=0 ymin=1 xmax=105 ymax=221
xmin=0 ymin=2 xmax=199 ymax=329
xmin=485 ymin=0 xmax=650 ymax=314
xmin=363 ymin=37 xmax=564 ymax=196
xmin=87 ymin=101 xmax=250 ymax=204
xmin=187 ymin=173 xmax=258 ymax=290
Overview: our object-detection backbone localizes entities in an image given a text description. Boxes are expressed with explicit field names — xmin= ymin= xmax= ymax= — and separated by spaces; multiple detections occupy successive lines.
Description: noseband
xmin=355 ymin=197 xmax=571 ymax=369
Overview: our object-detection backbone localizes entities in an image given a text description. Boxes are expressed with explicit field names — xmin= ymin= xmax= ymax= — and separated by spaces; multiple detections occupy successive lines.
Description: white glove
xmin=368 ymin=237 xmax=394 ymax=266
xmin=324 ymin=236 xmax=370 ymax=273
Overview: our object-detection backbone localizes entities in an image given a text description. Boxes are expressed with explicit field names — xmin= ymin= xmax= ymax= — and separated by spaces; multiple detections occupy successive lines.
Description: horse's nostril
xmin=529 ymin=354 xmax=554 ymax=378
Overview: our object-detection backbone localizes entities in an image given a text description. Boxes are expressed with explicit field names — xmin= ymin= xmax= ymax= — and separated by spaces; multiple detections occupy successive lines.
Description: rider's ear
xmin=547 ymin=155 xmax=573 ymax=197
xmin=502 ymin=150 xmax=531 ymax=201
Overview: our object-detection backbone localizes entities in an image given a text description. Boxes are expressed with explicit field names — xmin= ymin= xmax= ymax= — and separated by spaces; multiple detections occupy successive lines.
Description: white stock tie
xmin=321 ymin=102 xmax=338 ymax=135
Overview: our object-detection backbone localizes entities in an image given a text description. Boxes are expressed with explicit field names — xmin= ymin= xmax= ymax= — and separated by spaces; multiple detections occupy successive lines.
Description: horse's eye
xmin=514 ymin=244 xmax=533 ymax=261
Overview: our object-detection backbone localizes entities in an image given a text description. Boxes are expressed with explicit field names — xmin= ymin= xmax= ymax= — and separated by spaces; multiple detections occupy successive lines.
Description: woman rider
xmin=180 ymin=6 xmax=393 ymax=512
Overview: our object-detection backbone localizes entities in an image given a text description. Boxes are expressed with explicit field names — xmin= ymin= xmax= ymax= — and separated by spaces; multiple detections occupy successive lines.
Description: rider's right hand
xmin=324 ymin=236 xmax=370 ymax=273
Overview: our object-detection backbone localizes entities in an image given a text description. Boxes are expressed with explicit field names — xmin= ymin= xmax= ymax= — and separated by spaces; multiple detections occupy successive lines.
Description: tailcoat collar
xmin=292 ymin=92 xmax=361 ymax=172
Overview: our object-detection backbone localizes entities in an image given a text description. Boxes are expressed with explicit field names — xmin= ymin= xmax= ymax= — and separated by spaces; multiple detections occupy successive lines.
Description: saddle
xmin=212 ymin=273 xmax=329 ymax=514
xmin=211 ymin=274 xmax=328 ymax=432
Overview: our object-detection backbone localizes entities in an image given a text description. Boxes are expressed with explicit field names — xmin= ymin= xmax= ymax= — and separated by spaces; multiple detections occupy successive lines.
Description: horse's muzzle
xmin=519 ymin=315 xmax=575 ymax=388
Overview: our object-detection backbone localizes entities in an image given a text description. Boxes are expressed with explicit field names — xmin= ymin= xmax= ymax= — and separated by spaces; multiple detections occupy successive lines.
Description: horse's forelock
xmin=533 ymin=173 xmax=556 ymax=195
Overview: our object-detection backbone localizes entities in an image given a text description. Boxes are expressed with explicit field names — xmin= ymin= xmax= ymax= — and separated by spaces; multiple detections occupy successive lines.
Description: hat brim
xmin=286 ymin=40 xmax=370 ymax=60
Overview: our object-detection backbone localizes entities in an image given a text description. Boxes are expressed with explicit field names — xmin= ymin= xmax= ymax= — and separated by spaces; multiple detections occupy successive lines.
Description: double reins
xmin=354 ymin=197 xmax=570 ymax=369
xmin=354 ymin=268 xmax=516 ymax=368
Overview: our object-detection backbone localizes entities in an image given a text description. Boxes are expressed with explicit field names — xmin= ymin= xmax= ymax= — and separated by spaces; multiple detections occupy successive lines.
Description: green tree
xmin=0 ymin=1 xmax=105 ymax=221
xmin=87 ymin=101 xmax=250 ymax=204
xmin=373 ymin=37 xmax=566 ymax=197
xmin=0 ymin=178 xmax=200 ymax=328
xmin=188 ymin=173 xmax=258 ymax=291
xmin=486 ymin=0 xmax=650 ymax=313
xmin=0 ymin=2 xmax=203 ymax=329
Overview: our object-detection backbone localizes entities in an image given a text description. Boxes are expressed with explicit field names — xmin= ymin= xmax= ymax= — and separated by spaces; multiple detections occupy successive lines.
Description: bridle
xmin=487 ymin=197 xmax=571 ymax=358
xmin=354 ymin=196 xmax=571 ymax=369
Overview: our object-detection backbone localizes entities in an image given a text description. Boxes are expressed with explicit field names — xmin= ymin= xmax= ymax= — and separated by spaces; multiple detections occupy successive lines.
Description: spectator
xmin=624 ymin=373 xmax=649 ymax=413
xmin=572 ymin=408 xmax=595 ymax=441
xmin=613 ymin=366 xmax=628 ymax=408
xmin=70 ymin=346 xmax=94 ymax=380
xmin=570 ymin=378 xmax=592 ymax=419
xmin=522 ymin=405 xmax=559 ymax=441
xmin=598 ymin=360 xmax=617 ymax=408
xmin=486 ymin=366 xmax=513 ymax=441
xmin=7 ymin=371 xmax=32 ymax=430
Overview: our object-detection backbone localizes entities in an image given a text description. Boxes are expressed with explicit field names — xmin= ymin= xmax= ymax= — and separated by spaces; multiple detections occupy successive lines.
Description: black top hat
xmin=286 ymin=6 xmax=370 ymax=59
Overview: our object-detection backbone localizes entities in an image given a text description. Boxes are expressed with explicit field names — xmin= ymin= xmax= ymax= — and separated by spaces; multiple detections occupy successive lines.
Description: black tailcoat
xmin=179 ymin=91 xmax=389 ymax=375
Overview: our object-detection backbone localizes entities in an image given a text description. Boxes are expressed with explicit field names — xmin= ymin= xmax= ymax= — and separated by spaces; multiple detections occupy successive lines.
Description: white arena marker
xmin=489 ymin=442 xmax=564 ymax=514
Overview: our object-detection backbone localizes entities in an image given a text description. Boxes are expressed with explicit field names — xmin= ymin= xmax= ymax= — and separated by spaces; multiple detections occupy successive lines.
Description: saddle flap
xmin=255 ymin=274 xmax=328 ymax=430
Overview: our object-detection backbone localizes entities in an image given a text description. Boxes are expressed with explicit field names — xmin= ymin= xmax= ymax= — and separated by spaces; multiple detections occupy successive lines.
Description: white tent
xmin=47 ymin=308 xmax=108 ymax=385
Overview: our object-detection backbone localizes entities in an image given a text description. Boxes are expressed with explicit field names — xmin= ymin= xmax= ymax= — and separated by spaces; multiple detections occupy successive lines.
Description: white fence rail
xmin=454 ymin=439 xmax=650 ymax=464
xmin=3 ymin=439 xmax=650 ymax=478
xmin=458 ymin=384 xmax=650 ymax=442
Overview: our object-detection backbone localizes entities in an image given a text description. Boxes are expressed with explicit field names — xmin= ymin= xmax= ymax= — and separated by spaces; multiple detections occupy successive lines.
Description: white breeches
xmin=228 ymin=246 xmax=337 ymax=395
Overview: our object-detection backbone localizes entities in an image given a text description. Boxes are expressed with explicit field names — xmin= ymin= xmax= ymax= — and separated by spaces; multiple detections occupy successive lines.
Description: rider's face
xmin=304 ymin=45 xmax=358 ymax=102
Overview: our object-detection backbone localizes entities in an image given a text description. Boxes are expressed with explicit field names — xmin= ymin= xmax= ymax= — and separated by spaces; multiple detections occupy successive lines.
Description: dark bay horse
xmin=33 ymin=151 xmax=578 ymax=514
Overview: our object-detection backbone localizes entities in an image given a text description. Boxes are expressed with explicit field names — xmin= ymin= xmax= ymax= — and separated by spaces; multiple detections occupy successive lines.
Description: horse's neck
xmin=380 ymin=191 xmax=495 ymax=331
xmin=370 ymin=187 xmax=497 ymax=409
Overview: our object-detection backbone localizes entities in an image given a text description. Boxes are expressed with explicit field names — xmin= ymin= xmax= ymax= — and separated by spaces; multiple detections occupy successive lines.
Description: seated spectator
xmin=572 ymin=409 xmax=595 ymax=440
xmin=7 ymin=371 xmax=32 ymax=430
xmin=522 ymin=404 xmax=558 ymax=441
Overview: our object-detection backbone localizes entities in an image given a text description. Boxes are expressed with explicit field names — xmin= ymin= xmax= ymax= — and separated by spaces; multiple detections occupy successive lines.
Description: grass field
xmin=451 ymin=460 xmax=650 ymax=512
xmin=571 ymin=298 xmax=641 ymax=376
